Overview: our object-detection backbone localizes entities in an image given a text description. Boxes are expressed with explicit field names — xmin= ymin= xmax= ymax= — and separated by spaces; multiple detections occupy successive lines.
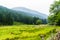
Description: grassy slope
xmin=0 ymin=25 xmax=59 ymax=40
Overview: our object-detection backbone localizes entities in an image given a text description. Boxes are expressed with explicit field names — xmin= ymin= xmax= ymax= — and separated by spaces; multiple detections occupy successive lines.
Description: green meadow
xmin=0 ymin=25 xmax=59 ymax=40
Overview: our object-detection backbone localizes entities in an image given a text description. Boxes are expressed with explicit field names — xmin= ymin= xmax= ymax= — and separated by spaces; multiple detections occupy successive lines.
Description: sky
xmin=0 ymin=0 xmax=54 ymax=15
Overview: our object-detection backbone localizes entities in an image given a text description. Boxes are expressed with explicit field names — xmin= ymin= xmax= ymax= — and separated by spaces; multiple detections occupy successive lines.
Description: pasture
xmin=0 ymin=25 xmax=59 ymax=40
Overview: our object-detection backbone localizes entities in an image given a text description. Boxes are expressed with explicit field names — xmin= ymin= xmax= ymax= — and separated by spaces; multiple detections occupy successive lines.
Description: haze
xmin=0 ymin=0 xmax=54 ymax=15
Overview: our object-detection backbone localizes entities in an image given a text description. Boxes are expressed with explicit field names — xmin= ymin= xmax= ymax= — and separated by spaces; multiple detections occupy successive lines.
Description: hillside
xmin=0 ymin=6 xmax=48 ymax=25
xmin=13 ymin=7 xmax=48 ymax=19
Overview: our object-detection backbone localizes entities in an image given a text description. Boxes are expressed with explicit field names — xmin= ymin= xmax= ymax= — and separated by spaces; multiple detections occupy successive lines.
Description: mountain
xmin=0 ymin=6 xmax=47 ymax=25
xmin=12 ymin=7 xmax=48 ymax=19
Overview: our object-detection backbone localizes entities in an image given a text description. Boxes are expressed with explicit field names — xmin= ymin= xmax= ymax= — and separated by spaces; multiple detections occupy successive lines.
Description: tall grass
xmin=0 ymin=25 xmax=59 ymax=40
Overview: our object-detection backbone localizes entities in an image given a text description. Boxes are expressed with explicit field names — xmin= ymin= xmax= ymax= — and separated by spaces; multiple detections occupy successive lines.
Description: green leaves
xmin=48 ymin=0 xmax=60 ymax=25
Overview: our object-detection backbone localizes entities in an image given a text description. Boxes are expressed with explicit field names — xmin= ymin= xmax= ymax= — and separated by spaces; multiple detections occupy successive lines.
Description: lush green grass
xmin=0 ymin=25 xmax=59 ymax=40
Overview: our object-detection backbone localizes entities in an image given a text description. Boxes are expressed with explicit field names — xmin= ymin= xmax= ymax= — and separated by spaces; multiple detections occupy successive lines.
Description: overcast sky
xmin=0 ymin=0 xmax=54 ymax=15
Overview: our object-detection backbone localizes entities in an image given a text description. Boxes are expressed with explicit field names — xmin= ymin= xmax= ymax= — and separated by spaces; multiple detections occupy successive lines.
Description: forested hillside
xmin=13 ymin=7 xmax=48 ymax=19
xmin=0 ymin=6 xmax=47 ymax=25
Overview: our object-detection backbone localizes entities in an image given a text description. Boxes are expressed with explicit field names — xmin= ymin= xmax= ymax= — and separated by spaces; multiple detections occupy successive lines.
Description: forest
xmin=0 ymin=6 xmax=47 ymax=25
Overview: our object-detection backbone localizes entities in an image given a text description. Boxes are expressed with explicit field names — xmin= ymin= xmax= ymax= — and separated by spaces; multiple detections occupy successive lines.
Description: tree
xmin=50 ymin=0 xmax=60 ymax=14
xmin=33 ymin=17 xmax=39 ymax=24
xmin=48 ymin=0 xmax=60 ymax=25
xmin=36 ymin=20 xmax=42 ymax=25
xmin=6 ymin=12 xmax=14 ymax=25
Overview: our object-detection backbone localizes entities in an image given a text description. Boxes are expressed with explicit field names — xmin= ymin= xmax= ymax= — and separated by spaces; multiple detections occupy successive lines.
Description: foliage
xmin=36 ymin=20 xmax=42 ymax=25
xmin=0 ymin=6 xmax=45 ymax=25
xmin=0 ymin=6 xmax=14 ymax=25
xmin=13 ymin=22 xmax=26 ymax=25
xmin=48 ymin=0 xmax=60 ymax=25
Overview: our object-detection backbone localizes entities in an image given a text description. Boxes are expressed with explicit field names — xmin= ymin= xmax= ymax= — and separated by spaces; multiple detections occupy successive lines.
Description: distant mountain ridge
xmin=13 ymin=7 xmax=48 ymax=19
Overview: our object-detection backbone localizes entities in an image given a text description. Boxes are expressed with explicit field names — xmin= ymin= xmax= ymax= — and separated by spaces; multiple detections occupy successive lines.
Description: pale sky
xmin=0 ymin=0 xmax=54 ymax=15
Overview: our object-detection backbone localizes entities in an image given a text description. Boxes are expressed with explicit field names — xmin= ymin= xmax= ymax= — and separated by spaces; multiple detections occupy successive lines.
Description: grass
xmin=0 ymin=25 xmax=59 ymax=40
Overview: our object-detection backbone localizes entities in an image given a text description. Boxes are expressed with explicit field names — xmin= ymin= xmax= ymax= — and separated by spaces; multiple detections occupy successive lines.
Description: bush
xmin=36 ymin=20 xmax=42 ymax=25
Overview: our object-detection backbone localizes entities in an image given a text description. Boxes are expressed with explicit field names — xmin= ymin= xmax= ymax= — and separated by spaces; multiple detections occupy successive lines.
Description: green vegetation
xmin=0 ymin=25 xmax=58 ymax=40
xmin=0 ymin=6 xmax=46 ymax=25
xmin=36 ymin=20 xmax=42 ymax=25
xmin=48 ymin=0 xmax=60 ymax=25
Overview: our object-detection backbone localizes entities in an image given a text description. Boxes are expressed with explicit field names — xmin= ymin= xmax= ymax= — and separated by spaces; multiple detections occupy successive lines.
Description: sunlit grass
xmin=0 ymin=25 xmax=59 ymax=40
